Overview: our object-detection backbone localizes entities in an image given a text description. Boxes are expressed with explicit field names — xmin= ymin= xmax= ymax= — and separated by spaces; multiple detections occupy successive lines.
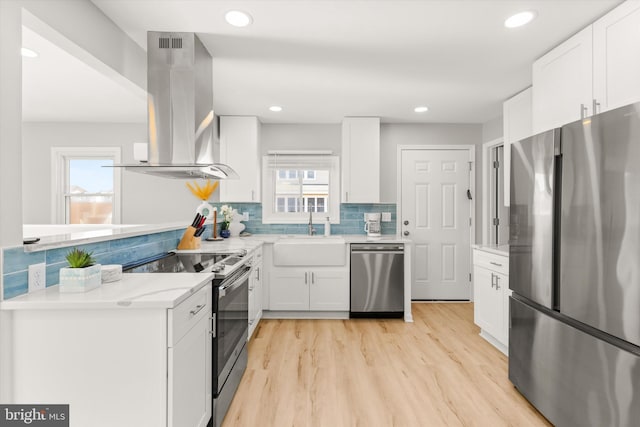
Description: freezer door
xmin=509 ymin=129 xmax=559 ymax=309
xmin=510 ymin=297 xmax=640 ymax=427
xmin=560 ymin=102 xmax=640 ymax=347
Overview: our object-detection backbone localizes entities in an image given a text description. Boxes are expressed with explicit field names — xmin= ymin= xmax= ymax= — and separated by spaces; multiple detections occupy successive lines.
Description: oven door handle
xmin=218 ymin=269 xmax=251 ymax=298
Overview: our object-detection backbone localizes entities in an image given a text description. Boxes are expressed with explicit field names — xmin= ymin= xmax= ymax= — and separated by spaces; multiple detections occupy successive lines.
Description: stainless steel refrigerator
xmin=509 ymin=102 xmax=640 ymax=426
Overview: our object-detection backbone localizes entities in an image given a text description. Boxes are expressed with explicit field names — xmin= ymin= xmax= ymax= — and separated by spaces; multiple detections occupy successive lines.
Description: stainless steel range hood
xmin=115 ymin=32 xmax=238 ymax=179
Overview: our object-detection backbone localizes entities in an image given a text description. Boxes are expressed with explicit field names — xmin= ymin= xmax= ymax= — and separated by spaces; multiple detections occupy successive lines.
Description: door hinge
xmin=493 ymin=160 xmax=500 ymax=169
xmin=493 ymin=217 xmax=499 ymax=226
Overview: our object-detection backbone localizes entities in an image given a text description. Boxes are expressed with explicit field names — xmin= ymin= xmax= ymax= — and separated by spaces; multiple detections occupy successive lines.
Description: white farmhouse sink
xmin=273 ymin=236 xmax=346 ymax=266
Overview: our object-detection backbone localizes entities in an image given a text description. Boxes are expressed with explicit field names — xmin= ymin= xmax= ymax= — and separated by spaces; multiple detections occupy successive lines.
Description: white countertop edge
xmin=472 ymin=244 xmax=509 ymax=257
xmin=22 ymin=222 xmax=187 ymax=253
xmin=0 ymin=273 xmax=213 ymax=310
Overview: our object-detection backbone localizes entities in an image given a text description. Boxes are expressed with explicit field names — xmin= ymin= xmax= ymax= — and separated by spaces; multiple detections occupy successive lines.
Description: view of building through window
xmin=274 ymin=169 xmax=329 ymax=213
xmin=67 ymin=158 xmax=115 ymax=224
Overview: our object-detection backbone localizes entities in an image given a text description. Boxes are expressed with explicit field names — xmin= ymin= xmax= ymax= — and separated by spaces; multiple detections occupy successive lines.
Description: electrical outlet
xmin=28 ymin=263 xmax=46 ymax=292
xmin=381 ymin=212 xmax=392 ymax=222
xmin=242 ymin=212 xmax=249 ymax=221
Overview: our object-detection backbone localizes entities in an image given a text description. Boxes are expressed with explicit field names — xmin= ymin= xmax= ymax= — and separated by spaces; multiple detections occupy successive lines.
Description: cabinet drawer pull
xmin=489 ymin=261 xmax=502 ymax=267
xmin=190 ymin=304 xmax=205 ymax=316
xmin=580 ymin=103 xmax=588 ymax=119
xmin=209 ymin=314 xmax=216 ymax=337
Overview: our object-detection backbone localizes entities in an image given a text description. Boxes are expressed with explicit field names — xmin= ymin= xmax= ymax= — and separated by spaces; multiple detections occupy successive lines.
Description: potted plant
xmin=220 ymin=205 xmax=233 ymax=238
xmin=59 ymin=248 xmax=101 ymax=293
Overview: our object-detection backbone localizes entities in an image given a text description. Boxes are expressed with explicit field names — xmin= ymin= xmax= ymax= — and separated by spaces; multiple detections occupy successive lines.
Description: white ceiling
xmin=23 ymin=0 xmax=622 ymax=124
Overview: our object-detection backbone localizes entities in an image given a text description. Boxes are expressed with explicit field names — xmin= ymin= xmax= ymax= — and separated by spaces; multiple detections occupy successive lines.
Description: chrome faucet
xmin=308 ymin=211 xmax=316 ymax=235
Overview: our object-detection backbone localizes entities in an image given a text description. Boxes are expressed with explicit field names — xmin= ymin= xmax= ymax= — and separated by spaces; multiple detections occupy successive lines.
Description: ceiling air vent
xmin=172 ymin=38 xmax=182 ymax=49
xmin=158 ymin=37 xmax=170 ymax=49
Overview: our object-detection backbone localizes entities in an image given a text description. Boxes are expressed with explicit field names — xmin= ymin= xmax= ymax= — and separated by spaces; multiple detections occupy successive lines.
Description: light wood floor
xmin=223 ymin=303 xmax=551 ymax=427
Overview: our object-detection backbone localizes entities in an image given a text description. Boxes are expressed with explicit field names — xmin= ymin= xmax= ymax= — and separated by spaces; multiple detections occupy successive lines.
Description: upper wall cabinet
xmin=532 ymin=27 xmax=593 ymax=134
xmin=533 ymin=1 xmax=640 ymax=134
xmin=219 ymin=116 xmax=261 ymax=202
xmin=341 ymin=117 xmax=380 ymax=203
xmin=593 ymin=1 xmax=640 ymax=112
xmin=502 ymin=87 xmax=532 ymax=207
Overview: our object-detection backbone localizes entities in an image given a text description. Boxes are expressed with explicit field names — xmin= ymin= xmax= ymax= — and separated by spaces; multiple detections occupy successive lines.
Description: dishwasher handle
xmin=351 ymin=245 xmax=404 ymax=254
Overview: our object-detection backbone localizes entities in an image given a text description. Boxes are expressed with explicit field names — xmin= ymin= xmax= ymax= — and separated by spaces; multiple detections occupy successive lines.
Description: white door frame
xmin=481 ymin=137 xmax=503 ymax=245
xmin=396 ymin=145 xmax=476 ymax=300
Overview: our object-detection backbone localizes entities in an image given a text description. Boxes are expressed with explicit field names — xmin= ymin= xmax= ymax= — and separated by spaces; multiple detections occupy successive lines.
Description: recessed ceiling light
xmin=504 ymin=11 xmax=537 ymax=28
xmin=414 ymin=106 xmax=429 ymax=113
xmin=225 ymin=10 xmax=253 ymax=27
xmin=269 ymin=106 xmax=283 ymax=112
xmin=21 ymin=47 xmax=38 ymax=58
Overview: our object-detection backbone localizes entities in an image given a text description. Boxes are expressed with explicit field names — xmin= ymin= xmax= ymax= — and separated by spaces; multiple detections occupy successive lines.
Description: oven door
xmin=213 ymin=265 xmax=250 ymax=395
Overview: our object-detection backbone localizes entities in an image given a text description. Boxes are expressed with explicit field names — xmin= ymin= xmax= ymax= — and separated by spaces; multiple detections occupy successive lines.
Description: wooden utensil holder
xmin=177 ymin=226 xmax=201 ymax=250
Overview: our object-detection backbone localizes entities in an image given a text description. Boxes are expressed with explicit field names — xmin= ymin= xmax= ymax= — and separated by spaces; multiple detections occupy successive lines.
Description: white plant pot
xmin=59 ymin=264 xmax=102 ymax=293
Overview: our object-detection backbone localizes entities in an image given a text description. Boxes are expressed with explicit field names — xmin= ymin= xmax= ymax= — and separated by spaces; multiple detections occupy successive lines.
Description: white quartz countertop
xmin=23 ymin=222 xmax=186 ymax=253
xmin=0 ymin=273 xmax=213 ymax=310
xmin=473 ymin=244 xmax=509 ymax=256
xmin=174 ymin=235 xmax=410 ymax=254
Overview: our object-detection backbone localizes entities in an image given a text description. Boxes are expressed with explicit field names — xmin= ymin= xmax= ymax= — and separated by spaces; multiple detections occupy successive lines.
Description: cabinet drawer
xmin=473 ymin=250 xmax=509 ymax=275
xmin=169 ymin=284 xmax=211 ymax=347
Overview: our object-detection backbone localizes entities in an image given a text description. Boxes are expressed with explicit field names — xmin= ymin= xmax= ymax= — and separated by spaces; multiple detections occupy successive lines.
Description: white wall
xmin=261 ymin=124 xmax=341 ymax=154
xmin=482 ymin=115 xmax=503 ymax=143
xmin=22 ymin=122 xmax=201 ymax=224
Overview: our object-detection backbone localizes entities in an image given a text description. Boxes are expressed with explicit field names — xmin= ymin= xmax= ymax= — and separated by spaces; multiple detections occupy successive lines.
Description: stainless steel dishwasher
xmin=350 ymin=243 xmax=404 ymax=318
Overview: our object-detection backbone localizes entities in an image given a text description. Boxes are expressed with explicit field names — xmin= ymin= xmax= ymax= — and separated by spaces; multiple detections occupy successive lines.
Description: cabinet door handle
xmin=311 ymin=272 xmax=315 ymax=284
xmin=305 ymin=272 xmax=308 ymax=284
xmin=592 ymin=99 xmax=600 ymax=115
xmin=345 ymin=191 xmax=349 ymax=202
xmin=490 ymin=273 xmax=495 ymax=288
xmin=190 ymin=304 xmax=206 ymax=316
xmin=251 ymin=190 xmax=255 ymax=201
xmin=580 ymin=104 xmax=589 ymax=119
xmin=210 ymin=314 xmax=216 ymax=337
xmin=495 ymin=275 xmax=501 ymax=290
xmin=489 ymin=261 xmax=502 ymax=267
xmin=257 ymin=267 xmax=260 ymax=281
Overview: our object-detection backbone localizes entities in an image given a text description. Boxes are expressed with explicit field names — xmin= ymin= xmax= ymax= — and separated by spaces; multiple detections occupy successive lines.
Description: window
xmin=52 ymin=147 xmax=121 ymax=224
xmin=262 ymin=153 xmax=340 ymax=224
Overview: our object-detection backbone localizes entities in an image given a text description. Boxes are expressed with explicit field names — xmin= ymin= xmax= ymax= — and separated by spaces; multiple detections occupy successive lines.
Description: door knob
xmin=403 ymin=231 xmax=410 ymax=236
xmin=403 ymin=220 xmax=409 ymax=226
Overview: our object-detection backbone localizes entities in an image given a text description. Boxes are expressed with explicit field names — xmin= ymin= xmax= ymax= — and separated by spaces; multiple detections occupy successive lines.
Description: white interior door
xmin=401 ymin=148 xmax=472 ymax=300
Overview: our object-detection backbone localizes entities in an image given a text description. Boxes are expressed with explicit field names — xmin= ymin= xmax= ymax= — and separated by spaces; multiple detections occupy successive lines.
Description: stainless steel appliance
xmin=124 ymin=250 xmax=250 ymax=427
xmin=112 ymin=32 xmax=238 ymax=180
xmin=509 ymin=102 xmax=640 ymax=426
xmin=350 ymin=243 xmax=404 ymax=318
xmin=363 ymin=213 xmax=382 ymax=237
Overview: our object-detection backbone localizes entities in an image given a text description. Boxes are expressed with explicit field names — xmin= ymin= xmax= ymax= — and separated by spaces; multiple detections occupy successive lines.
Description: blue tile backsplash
xmin=209 ymin=202 xmax=397 ymax=236
xmin=2 ymin=229 xmax=182 ymax=300
xmin=1 ymin=203 xmax=395 ymax=300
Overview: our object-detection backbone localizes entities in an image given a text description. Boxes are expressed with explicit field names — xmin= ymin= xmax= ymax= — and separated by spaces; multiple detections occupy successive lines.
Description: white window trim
xmin=51 ymin=147 xmax=122 ymax=224
xmin=262 ymin=155 xmax=340 ymax=224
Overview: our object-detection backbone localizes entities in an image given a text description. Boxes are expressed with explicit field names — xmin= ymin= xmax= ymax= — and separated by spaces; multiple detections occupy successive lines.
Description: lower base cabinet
xmin=4 ymin=285 xmax=212 ymax=427
xmin=473 ymin=248 xmax=510 ymax=354
xmin=248 ymin=257 xmax=263 ymax=339
xmin=269 ymin=267 xmax=349 ymax=311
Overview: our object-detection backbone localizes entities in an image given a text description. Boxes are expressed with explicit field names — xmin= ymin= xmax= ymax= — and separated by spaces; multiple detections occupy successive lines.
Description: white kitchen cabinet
xmin=533 ymin=1 xmax=640 ymax=134
xmin=341 ymin=117 xmax=380 ymax=203
xmin=219 ymin=116 xmax=261 ymax=202
xmin=269 ymin=267 xmax=349 ymax=311
xmin=473 ymin=248 xmax=509 ymax=355
xmin=502 ymin=87 xmax=532 ymax=207
xmin=4 ymin=283 xmax=212 ymax=427
xmin=593 ymin=1 xmax=640 ymax=112
xmin=248 ymin=247 xmax=263 ymax=339
xmin=532 ymin=26 xmax=593 ymax=134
